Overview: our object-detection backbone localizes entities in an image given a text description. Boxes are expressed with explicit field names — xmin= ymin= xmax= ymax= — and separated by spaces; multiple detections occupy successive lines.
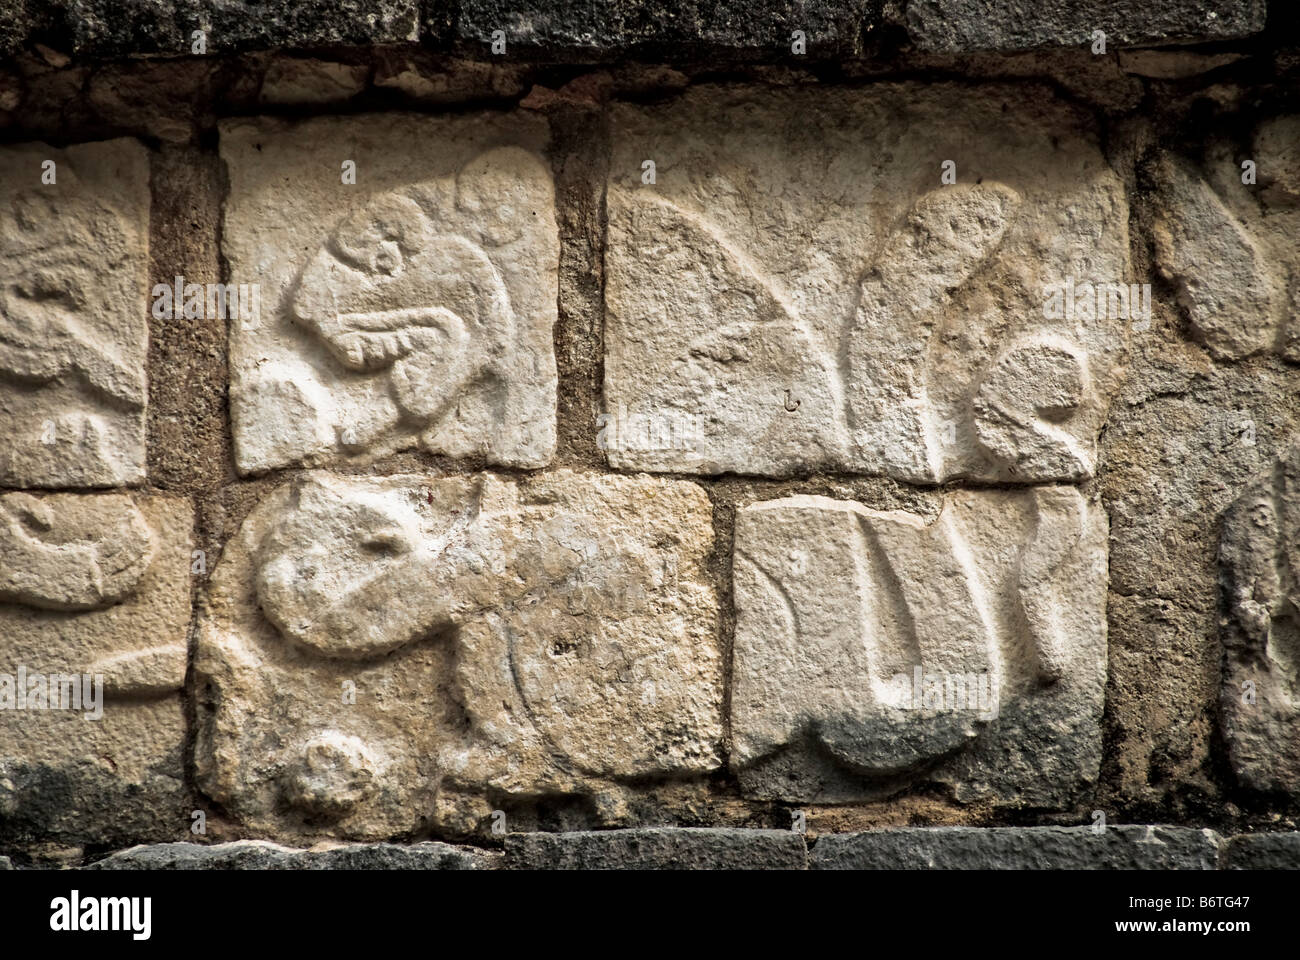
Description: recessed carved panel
xmin=221 ymin=114 xmax=559 ymax=475
xmin=732 ymin=488 xmax=1108 ymax=805
xmin=0 ymin=139 xmax=150 ymax=488
xmin=605 ymin=85 xmax=1132 ymax=481
xmin=194 ymin=470 xmax=721 ymax=839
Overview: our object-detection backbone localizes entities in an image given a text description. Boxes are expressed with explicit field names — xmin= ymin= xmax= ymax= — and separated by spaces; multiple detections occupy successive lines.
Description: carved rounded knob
xmin=281 ymin=732 xmax=377 ymax=818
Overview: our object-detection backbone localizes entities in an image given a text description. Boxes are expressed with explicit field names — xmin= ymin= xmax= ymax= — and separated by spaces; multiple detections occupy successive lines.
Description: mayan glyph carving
xmin=195 ymin=470 xmax=721 ymax=839
xmin=0 ymin=493 xmax=191 ymax=846
xmin=1220 ymin=436 xmax=1300 ymax=793
xmin=732 ymin=487 xmax=1107 ymax=804
xmin=0 ymin=493 xmax=154 ymax=611
xmin=0 ymin=140 xmax=150 ymax=488
xmin=1152 ymin=117 xmax=1300 ymax=361
xmin=221 ymin=114 xmax=559 ymax=475
xmin=605 ymin=85 xmax=1131 ymax=481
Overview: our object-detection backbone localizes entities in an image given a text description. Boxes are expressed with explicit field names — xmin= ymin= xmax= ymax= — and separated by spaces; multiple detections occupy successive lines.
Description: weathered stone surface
xmin=88 ymin=840 xmax=497 ymax=870
xmin=1254 ymin=115 xmax=1300 ymax=209
xmin=86 ymin=64 xmax=203 ymax=144
xmin=0 ymin=138 xmax=150 ymax=488
xmin=811 ymin=826 xmax=1222 ymax=870
xmin=903 ymin=1 xmax=1265 ymax=52
xmin=221 ymin=113 xmax=559 ymax=475
xmin=195 ymin=470 xmax=720 ymax=840
xmin=453 ymin=1 xmax=876 ymax=58
xmin=1152 ymin=132 xmax=1300 ymax=362
xmin=372 ymin=50 xmax=528 ymax=103
xmin=1219 ymin=436 xmax=1300 ymax=794
xmin=14 ymin=1 xmax=420 ymax=57
xmin=606 ymin=84 xmax=1131 ymax=481
xmin=1098 ymin=315 xmax=1300 ymax=805
xmin=506 ymin=828 xmax=807 ymax=869
xmin=0 ymin=493 xmax=192 ymax=848
xmin=259 ymin=59 xmax=369 ymax=106
xmin=1222 ymin=833 xmax=1300 ymax=869
xmin=732 ymin=487 xmax=1107 ymax=805
xmin=1117 ymin=49 xmax=1243 ymax=79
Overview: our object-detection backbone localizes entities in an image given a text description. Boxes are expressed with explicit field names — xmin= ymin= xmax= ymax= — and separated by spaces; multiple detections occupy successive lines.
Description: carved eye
xmin=373 ymin=241 xmax=403 ymax=276
xmin=360 ymin=529 xmax=410 ymax=556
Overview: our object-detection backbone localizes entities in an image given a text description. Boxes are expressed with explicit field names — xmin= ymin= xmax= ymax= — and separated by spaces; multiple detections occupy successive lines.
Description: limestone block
xmin=0 ymin=139 xmax=150 ymax=488
xmin=1220 ymin=436 xmax=1300 ymax=794
xmin=194 ymin=470 xmax=720 ymax=840
xmin=1152 ymin=122 xmax=1300 ymax=362
xmin=89 ymin=840 xmax=498 ymax=870
xmin=221 ymin=113 xmax=559 ymax=475
xmin=0 ymin=493 xmax=192 ymax=846
xmin=606 ymin=85 xmax=1131 ymax=482
xmin=1222 ymin=833 xmax=1300 ymax=869
xmin=732 ymin=487 xmax=1108 ymax=805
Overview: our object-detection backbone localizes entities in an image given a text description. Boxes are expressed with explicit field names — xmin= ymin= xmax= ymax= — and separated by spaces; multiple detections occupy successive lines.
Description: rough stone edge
xmin=810 ymin=826 xmax=1224 ymax=870
xmin=7 ymin=829 xmax=1298 ymax=868
xmin=0 ymin=0 xmax=1278 ymax=60
xmin=81 ymin=840 xmax=500 ymax=870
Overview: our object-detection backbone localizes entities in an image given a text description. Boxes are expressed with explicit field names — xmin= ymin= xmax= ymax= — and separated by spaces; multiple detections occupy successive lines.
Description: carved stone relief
xmin=0 ymin=493 xmax=191 ymax=845
xmin=605 ymin=85 xmax=1132 ymax=481
xmin=731 ymin=487 xmax=1108 ymax=805
xmin=1220 ymin=436 xmax=1300 ymax=793
xmin=0 ymin=140 xmax=150 ymax=488
xmin=221 ymin=114 xmax=559 ymax=475
xmin=1152 ymin=117 xmax=1300 ymax=362
xmin=194 ymin=470 xmax=721 ymax=839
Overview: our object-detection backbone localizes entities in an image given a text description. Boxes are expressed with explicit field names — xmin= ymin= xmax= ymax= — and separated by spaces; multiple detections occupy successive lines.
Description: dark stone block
xmin=1222 ymin=833 xmax=1300 ymax=870
xmin=451 ymin=0 xmax=879 ymax=60
xmin=506 ymin=828 xmax=808 ymax=869
xmin=903 ymin=0 xmax=1266 ymax=53
xmin=8 ymin=1 xmax=422 ymax=57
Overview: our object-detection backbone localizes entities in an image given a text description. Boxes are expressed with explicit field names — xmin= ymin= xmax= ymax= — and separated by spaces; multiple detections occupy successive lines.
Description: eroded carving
xmin=0 ymin=140 xmax=150 ymax=487
xmin=972 ymin=336 xmax=1093 ymax=481
xmin=1153 ymin=120 xmax=1300 ymax=362
xmin=195 ymin=470 xmax=721 ymax=839
xmin=0 ymin=494 xmax=191 ymax=846
xmin=848 ymin=183 xmax=1021 ymax=482
xmin=0 ymin=493 xmax=154 ymax=611
xmin=732 ymin=487 xmax=1108 ymax=804
xmin=605 ymin=85 xmax=1131 ymax=481
xmin=1220 ymin=437 xmax=1300 ymax=793
xmin=222 ymin=116 xmax=558 ymax=475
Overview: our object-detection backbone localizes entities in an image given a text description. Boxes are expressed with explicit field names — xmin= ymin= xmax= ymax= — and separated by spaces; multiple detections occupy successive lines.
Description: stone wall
xmin=1 ymin=0 xmax=1299 ymax=868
